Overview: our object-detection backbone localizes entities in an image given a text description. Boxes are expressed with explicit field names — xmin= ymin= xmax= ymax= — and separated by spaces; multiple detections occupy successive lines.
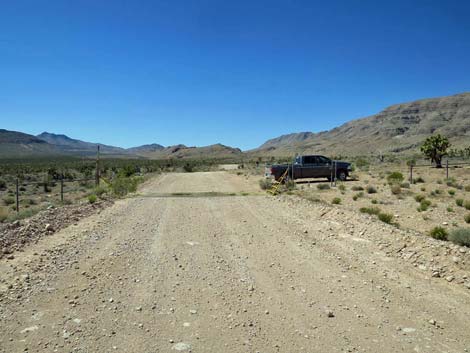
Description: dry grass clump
xmin=448 ymin=228 xmax=470 ymax=247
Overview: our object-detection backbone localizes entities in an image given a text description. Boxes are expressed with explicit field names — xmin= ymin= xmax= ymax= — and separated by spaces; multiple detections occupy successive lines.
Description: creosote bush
xmin=378 ymin=212 xmax=394 ymax=224
xmin=448 ymin=228 xmax=470 ymax=247
xmin=429 ymin=226 xmax=448 ymax=241
xmin=464 ymin=200 xmax=470 ymax=210
xmin=3 ymin=197 xmax=15 ymax=206
xmin=464 ymin=214 xmax=470 ymax=224
xmin=351 ymin=185 xmax=364 ymax=191
xmin=360 ymin=207 xmax=381 ymax=215
xmin=456 ymin=198 xmax=464 ymax=207
xmin=414 ymin=176 xmax=425 ymax=183
xmin=387 ymin=172 xmax=404 ymax=185
xmin=331 ymin=197 xmax=341 ymax=205
xmin=317 ymin=183 xmax=330 ymax=190
xmin=111 ymin=176 xmax=139 ymax=197
xmin=417 ymin=199 xmax=432 ymax=212
xmin=414 ymin=194 xmax=426 ymax=203
xmin=465 ymin=185 xmax=470 ymax=192
xmin=366 ymin=186 xmax=377 ymax=194
xmin=88 ymin=194 xmax=97 ymax=204
xmin=448 ymin=189 xmax=456 ymax=196
xmin=352 ymin=191 xmax=364 ymax=201
xmin=259 ymin=178 xmax=272 ymax=190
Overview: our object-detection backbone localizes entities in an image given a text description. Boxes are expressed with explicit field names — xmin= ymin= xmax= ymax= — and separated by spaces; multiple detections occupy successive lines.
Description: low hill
xmin=253 ymin=92 xmax=470 ymax=156
xmin=139 ymin=143 xmax=243 ymax=159
xmin=0 ymin=129 xmax=63 ymax=158
xmin=127 ymin=143 xmax=165 ymax=155
xmin=37 ymin=132 xmax=130 ymax=156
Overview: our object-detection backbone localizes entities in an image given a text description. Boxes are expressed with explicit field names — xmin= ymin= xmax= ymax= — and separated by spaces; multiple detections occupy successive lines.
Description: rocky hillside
xmin=254 ymin=92 xmax=470 ymax=156
xmin=0 ymin=129 xmax=62 ymax=158
xmin=137 ymin=143 xmax=242 ymax=159
xmin=37 ymin=132 xmax=130 ymax=156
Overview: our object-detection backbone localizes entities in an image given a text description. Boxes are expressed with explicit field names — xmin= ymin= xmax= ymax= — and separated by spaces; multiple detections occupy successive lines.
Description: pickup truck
xmin=266 ymin=155 xmax=352 ymax=182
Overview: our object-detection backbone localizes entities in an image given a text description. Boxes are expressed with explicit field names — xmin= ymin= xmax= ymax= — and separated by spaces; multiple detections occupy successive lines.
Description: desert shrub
xmin=366 ymin=186 xmax=377 ymax=194
xmin=417 ymin=199 xmax=432 ymax=212
xmin=317 ymin=183 xmax=330 ymax=190
xmin=390 ymin=185 xmax=401 ymax=195
xmin=371 ymin=199 xmax=378 ymax=204
xmin=420 ymin=187 xmax=426 ymax=192
xmin=437 ymin=179 xmax=442 ymax=184
xmin=332 ymin=197 xmax=341 ymax=205
xmin=464 ymin=214 xmax=470 ymax=224
xmin=111 ymin=177 xmax=139 ymax=197
xmin=3 ymin=196 xmax=15 ymax=206
xmin=351 ymin=185 xmax=364 ymax=191
xmin=448 ymin=189 xmax=456 ymax=196
xmin=400 ymin=182 xmax=410 ymax=189
xmin=338 ymin=184 xmax=346 ymax=192
xmin=0 ymin=179 xmax=6 ymax=190
xmin=464 ymin=200 xmax=470 ymax=210
xmin=429 ymin=226 xmax=448 ymax=240
xmin=94 ymin=186 xmax=107 ymax=198
xmin=465 ymin=185 xmax=470 ymax=192
xmin=378 ymin=212 xmax=394 ymax=224
xmin=0 ymin=207 xmax=8 ymax=222
xmin=183 ymin=164 xmax=194 ymax=173
xmin=360 ymin=207 xmax=381 ymax=215
xmin=445 ymin=178 xmax=461 ymax=189
xmin=88 ymin=194 xmax=97 ymax=204
xmin=448 ymin=228 xmax=470 ymax=247
xmin=259 ymin=179 xmax=272 ymax=190
xmin=387 ymin=172 xmax=404 ymax=185
xmin=414 ymin=194 xmax=426 ymax=203
xmin=354 ymin=157 xmax=369 ymax=170
xmin=447 ymin=207 xmax=454 ymax=213
xmin=456 ymin=198 xmax=464 ymax=207
xmin=19 ymin=186 xmax=26 ymax=192
xmin=352 ymin=191 xmax=364 ymax=201
xmin=414 ymin=176 xmax=425 ymax=183
xmin=285 ymin=180 xmax=296 ymax=190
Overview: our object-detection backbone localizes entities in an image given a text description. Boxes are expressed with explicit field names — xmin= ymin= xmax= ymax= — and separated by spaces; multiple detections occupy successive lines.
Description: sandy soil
xmin=0 ymin=171 xmax=469 ymax=353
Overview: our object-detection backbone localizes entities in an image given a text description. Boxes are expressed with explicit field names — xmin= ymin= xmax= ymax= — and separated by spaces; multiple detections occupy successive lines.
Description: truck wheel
xmin=338 ymin=170 xmax=347 ymax=181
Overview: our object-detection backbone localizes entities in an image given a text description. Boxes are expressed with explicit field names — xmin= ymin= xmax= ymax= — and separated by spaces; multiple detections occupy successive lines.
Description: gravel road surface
xmin=1 ymin=172 xmax=469 ymax=352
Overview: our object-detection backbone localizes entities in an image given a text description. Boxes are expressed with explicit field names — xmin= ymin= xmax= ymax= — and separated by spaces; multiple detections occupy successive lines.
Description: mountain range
xmin=1 ymin=92 xmax=469 ymax=159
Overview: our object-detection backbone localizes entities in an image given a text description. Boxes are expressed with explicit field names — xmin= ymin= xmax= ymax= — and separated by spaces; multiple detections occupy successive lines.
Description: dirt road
xmin=1 ymin=172 xmax=469 ymax=352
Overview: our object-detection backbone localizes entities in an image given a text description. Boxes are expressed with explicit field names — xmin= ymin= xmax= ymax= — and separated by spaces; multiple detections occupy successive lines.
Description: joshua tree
xmin=421 ymin=134 xmax=450 ymax=168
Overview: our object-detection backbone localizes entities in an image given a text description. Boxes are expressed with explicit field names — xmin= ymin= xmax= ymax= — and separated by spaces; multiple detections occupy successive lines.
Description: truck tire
xmin=338 ymin=170 xmax=347 ymax=181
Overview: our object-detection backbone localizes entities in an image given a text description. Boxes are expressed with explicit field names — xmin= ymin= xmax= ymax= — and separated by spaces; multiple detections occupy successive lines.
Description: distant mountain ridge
xmin=252 ymin=92 xmax=470 ymax=156
xmin=1 ymin=92 xmax=469 ymax=159
xmin=0 ymin=130 xmax=242 ymax=159
xmin=37 ymin=132 xmax=129 ymax=156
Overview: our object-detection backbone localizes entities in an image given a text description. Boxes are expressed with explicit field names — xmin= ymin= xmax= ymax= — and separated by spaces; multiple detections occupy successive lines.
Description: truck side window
xmin=303 ymin=156 xmax=314 ymax=164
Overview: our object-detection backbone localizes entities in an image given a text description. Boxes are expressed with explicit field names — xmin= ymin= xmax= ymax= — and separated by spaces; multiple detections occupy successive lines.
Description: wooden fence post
xmin=60 ymin=176 xmax=64 ymax=202
xmin=409 ymin=164 xmax=413 ymax=184
xmin=95 ymin=145 xmax=100 ymax=187
xmin=446 ymin=159 xmax=449 ymax=179
xmin=15 ymin=178 xmax=19 ymax=213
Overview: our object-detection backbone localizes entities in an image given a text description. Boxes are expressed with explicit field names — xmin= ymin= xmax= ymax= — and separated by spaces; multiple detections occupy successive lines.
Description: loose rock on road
xmin=1 ymin=171 xmax=469 ymax=352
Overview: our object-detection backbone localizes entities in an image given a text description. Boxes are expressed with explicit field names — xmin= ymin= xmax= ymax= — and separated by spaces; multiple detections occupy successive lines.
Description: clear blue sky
xmin=1 ymin=0 xmax=469 ymax=150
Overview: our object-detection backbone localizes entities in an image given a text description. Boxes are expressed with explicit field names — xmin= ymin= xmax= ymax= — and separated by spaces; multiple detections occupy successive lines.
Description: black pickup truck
xmin=266 ymin=155 xmax=352 ymax=182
